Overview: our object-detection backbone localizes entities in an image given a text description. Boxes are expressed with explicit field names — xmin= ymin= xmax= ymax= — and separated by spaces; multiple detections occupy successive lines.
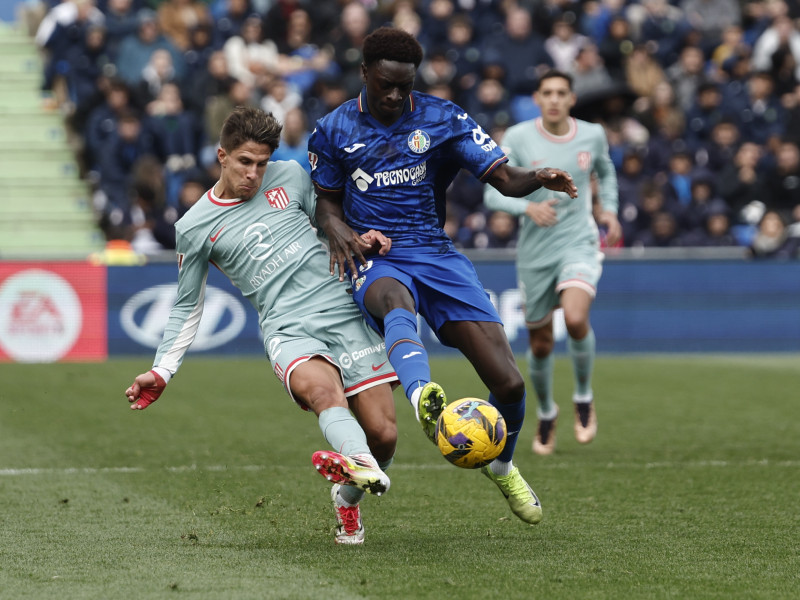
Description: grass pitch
xmin=1 ymin=355 xmax=798 ymax=599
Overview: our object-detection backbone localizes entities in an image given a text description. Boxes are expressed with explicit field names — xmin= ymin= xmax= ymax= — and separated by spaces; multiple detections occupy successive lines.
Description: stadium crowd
xmin=25 ymin=0 xmax=800 ymax=258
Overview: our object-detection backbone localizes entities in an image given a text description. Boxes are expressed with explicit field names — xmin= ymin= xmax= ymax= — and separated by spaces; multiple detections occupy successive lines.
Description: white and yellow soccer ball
xmin=435 ymin=398 xmax=506 ymax=469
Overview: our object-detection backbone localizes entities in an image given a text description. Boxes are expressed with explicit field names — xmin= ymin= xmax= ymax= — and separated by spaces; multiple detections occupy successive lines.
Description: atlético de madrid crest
xmin=265 ymin=186 xmax=290 ymax=209
xmin=407 ymin=129 xmax=430 ymax=153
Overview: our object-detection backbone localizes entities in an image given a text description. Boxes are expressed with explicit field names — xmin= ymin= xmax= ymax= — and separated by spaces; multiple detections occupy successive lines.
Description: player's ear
xmin=361 ymin=62 xmax=368 ymax=82
xmin=217 ymin=146 xmax=227 ymax=167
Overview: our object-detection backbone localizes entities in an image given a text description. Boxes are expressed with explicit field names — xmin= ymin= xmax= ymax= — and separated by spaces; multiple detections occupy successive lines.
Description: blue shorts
xmin=349 ymin=250 xmax=501 ymax=346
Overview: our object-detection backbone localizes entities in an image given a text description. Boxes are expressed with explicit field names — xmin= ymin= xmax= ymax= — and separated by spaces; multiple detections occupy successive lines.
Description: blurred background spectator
xmin=23 ymin=0 xmax=800 ymax=259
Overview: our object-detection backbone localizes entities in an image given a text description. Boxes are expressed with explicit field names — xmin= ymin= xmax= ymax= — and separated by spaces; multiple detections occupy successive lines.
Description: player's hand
xmin=536 ymin=168 xmax=578 ymax=198
xmin=126 ymin=370 xmax=167 ymax=410
xmin=597 ymin=210 xmax=622 ymax=246
xmin=360 ymin=229 xmax=391 ymax=256
xmin=324 ymin=216 xmax=373 ymax=281
xmin=526 ymin=198 xmax=559 ymax=227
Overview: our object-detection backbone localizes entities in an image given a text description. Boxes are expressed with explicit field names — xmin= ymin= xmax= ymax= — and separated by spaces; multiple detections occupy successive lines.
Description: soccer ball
xmin=435 ymin=398 xmax=506 ymax=469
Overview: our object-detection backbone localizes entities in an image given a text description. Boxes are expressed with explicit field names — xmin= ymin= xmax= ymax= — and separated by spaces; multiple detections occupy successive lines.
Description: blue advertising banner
xmin=107 ymin=260 xmax=800 ymax=357
xmin=108 ymin=265 xmax=264 ymax=357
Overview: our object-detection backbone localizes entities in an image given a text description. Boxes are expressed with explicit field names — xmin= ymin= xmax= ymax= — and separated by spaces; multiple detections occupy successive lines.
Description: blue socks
xmin=488 ymin=391 xmax=525 ymax=463
xmin=383 ymin=308 xmax=430 ymax=400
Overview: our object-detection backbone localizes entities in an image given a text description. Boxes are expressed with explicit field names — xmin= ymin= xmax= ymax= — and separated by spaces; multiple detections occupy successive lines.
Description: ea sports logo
xmin=0 ymin=269 xmax=82 ymax=362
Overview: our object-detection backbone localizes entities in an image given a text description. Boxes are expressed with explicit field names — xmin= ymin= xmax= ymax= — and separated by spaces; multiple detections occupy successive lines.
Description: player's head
xmin=217 ymin=107 xmax=282 ymax=200
xmin=533 ymin=70 xmax=576 ymax=127
xmin=361 ymin=27 xmax=424 ymax=125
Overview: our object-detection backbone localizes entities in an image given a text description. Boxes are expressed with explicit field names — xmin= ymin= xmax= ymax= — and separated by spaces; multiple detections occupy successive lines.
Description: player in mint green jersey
xmin=484 ymin=70 xmax=621 ymax=455
xmin=124 ymin=107 xmax=399 ymax=545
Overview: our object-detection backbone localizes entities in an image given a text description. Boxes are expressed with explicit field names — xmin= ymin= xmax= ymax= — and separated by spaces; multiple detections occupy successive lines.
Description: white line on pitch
xmin=0 ymin=459 xmax=798 ymax=477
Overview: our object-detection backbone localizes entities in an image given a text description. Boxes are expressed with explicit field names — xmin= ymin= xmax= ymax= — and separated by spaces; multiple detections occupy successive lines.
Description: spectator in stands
xmin=569 ymin=41 xmax=614 ymax=99
xmin=482 ymin=210 xmax=519 ymax=249
xmin=151 ymin=168 xmax=209 ymax=249
xmin=624 ymin=45 xmax=667 ymax=101
xmin=748 ymin=209 xmax=800 ymax=258
xmin=632 ymin=210 xmax=683 ymax=247
xmin=710 ymin=24 xmax=748 ymax=77
xmin=681 ymin=0 xmax=741 ymax=56
xmin=663 ymin=149 xmax=697 ymax=207
xmin=700 ymin=117 xmax=741 ymax=173
xmin=96 ymin=108 xmax=156 ymax=219
xmin=270 ymin=106 xmax=310 ymax=173
xmin=717 ymin=140 xmax=767 ymax=231
xmin=685 ymin=82 xmax=727 ymax=150
xmin=677 ymin=173 xmax=725 ymax=231
xmin=666 ymin=45 xmax=708 ymax=113
xmin=210 ymin=0 xmax=252 ymax=49
xmin=762 ymin=139 xmax=800 ymax=219
xmin=260 ymin=75 xmax=302 ymax=125
xmin=597 ymin=14 xmax=635 ymax=83
xmin=327 ymin=0 xmax=373 ymax=98
xmin=84 ymin=78 xmax=134 ymax=173
xmin=481 ymin=5 xmax=553 ymax=97
xmin=681 ymin=198 xmax=738 ymax=246
xmin=36 ymin=0 xmax=106 ymax=92
xmin=735 ymin=70 xmax=786 ymax=150
xmin=156 ymin=0 xmax=210 ymax=52
xmin=132 ymin=47 xmax=179 ymax=108
xmin=463 ymin=75 xmax=511 ymax=132
xmin=441 ymin=13 xmax=481 ymax=105
xmin=222 ymin=14 xmax=279 ymax=90
xmin=302 ymin=75 xmax=348 ymax=126
xmin=276 ymin=8 xmax=337 ymax=98
xmin=182 ymin=21 xmax=215 ymax=83
xmin=145 ymin=82 xmax=201 ymax=201
xmin=115 ymin=8 xmax=185 ymax=86
xmin=101 ymin=0 xmax=138 ymax=61
xmin=545 ymin=14 xmax=588 ymax=73
xmin=417 ymin=48 xmax=457 ymax=92
xmin=751 ymin=13 xmax=800 ymax=84
xmin=64 ymin=23 xmax=112 ymax=124
xmin=631 ymin=0 xmax=690 ymax=67
xmin=203 ymin=78 xmax=254 ymax=153
xmin=418 ymin=0 xmax=455 ymax=50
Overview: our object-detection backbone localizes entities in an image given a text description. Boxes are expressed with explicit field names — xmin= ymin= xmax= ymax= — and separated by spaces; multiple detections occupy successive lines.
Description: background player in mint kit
xmin=484 ymin=70 xmax=621 ymax=455
xmin=309 ymin=27 xmax=578 ymax=525
xmin=125 ymin=107 xmax=400 ymax=545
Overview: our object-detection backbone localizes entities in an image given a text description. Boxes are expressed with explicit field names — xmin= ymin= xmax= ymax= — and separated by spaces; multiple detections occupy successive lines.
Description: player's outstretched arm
xmin=126 ymin=370 xmax=167 ymax=410
xmin=315 ymin=187 xmax=373 ymax=281
xmin=487 ymin=163 xmax=578 ymax=199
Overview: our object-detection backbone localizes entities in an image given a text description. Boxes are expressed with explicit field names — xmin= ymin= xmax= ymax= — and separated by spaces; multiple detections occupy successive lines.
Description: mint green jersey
xmin=483 ymin=117 xmax=618 ymax=268
xmin=153 ymin=160 xmax=359 ymax=374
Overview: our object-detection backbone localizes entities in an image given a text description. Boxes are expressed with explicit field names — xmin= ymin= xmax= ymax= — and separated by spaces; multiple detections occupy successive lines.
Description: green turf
xmin=1 ymin=356 xmax=798 ymax=599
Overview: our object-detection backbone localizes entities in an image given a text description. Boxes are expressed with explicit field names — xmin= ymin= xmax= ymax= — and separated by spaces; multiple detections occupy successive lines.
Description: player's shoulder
xmin=574 ymin=118 xmax=606 ymax=138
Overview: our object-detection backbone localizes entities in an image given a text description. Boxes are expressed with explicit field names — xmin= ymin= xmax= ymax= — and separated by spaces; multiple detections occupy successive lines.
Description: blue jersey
xmin=308 ymin=89 xmax=508 ymax=249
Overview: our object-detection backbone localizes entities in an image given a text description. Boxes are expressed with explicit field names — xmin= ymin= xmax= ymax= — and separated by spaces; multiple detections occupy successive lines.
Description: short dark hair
xmin=536 ymin=69 xmax=573 ymax=91
xmin=363 ymin=27 xmax=423 ymax=68
xmin=219 ymin=106 xmax=282 ymax=153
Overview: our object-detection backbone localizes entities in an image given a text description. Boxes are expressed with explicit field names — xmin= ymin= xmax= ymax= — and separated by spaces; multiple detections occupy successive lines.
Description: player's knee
xmin=302 ymin=385 xmax=347 ymax=414
xmin=564 ymin=314 xmax=589 ymax=340
xmin=491 ymin=371 xmax=526 ymax=404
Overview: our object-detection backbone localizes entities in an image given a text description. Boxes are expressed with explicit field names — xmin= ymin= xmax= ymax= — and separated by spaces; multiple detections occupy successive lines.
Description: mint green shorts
xmin=517 ymin=246 xmax=603 ymax=327
xmin=264 ymin=303 xmax=397 ymax=409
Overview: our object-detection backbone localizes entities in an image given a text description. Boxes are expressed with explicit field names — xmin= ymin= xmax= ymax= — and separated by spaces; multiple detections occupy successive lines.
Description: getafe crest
xmin=407 ymin=129 xmax=431 ymax=153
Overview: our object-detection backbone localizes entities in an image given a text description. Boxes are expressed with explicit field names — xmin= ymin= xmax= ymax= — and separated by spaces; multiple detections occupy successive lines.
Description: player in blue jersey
xmin=484 ymin=71 xmax=621 ymax=455
xmin=308 ymin=27 xmax=578 ymax=525
xmin=124 ymin=107 xmax=401 ymax=545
